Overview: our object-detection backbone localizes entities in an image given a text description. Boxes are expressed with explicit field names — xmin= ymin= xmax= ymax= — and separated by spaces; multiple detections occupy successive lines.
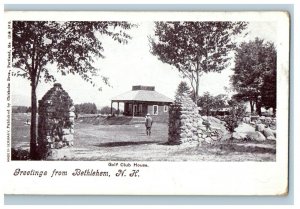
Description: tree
xmin=197 ymin=92 xmax=227 ymax=116
xmin=260 ymin=43 xmax=277 ymax=114
xmin=175 ymin=81 xmax=191 ymax=98
xmin=12 ymin=21 xmax=135 ymax=159
xmin=231 ymin=38 xmax=277 ymax=115
xmin=214 ymin=94 xmax=228 ymax=111
xmin=149 ymin=21 xmax=247 ymax=102
xmin=197 ymin=92 xmax=215 ymax=116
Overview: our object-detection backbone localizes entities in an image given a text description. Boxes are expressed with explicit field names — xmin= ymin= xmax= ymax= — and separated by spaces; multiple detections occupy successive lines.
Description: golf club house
xmin=111 ymin=85 xmax=173 ymax=122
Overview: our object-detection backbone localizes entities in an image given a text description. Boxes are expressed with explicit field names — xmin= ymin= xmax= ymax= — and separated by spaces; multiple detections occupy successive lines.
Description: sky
xmin=11 ymin=21 xmax=277 ymax=109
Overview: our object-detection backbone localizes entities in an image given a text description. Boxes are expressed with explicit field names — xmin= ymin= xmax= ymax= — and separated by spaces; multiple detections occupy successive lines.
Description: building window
xmin=139 ymin=104 xmax=143 ymax=113
xmin=153 ymin=105 xmax=158 ymax=115
xmin=164 ymin=105 xmax=168 ymax=112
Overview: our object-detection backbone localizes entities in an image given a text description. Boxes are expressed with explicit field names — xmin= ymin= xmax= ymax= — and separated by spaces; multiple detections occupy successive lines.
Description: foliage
xmin=12 ymin=21 xmax=135 ymax=159
xmin=12 ymin=21 xmax=135 ymax=88
xmin=75 ymin=103 xmax=98 ymax=114
xmin=231 ymin=38 xmax=277 ymax=115
xmin=175 ymin=81 xmax=191 ymax=98
xmin=222 ymin=102 xmax=246 ymax=135
xmin=197 ymin=92 xmax=227 ymax=116
xmin=12 ymin=106 xmax=30 ymax=113
xmin=11 ymin=148 xmax=30 ymax=160
xmin=26 ymin=106 xmax=32 ymax=113
xmin=261 ymin=63 xmax=276 ymax=112
xmin=150 ymin=21 xmax=247 ymax=102
xmin=198 ymin=92 xmax=214 ymax=116
xmin=99 ymin=106 xmax=117 ymax=115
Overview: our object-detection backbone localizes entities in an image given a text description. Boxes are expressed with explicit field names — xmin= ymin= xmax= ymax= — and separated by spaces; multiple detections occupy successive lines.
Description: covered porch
xmin=111 ymin=100 xmax=147 ymax=117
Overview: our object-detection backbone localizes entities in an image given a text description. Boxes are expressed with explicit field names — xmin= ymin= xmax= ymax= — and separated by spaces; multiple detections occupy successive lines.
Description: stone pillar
xmin=168 ymin=93 xmax=204 ymax=144
xmin=37 ymin=83 xmax=75 ymax=160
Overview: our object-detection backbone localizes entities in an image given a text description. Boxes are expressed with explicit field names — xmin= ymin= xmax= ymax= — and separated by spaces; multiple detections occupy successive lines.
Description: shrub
xmin=223 ymin=103 xmax=246 ymax=139
xmin=11 ymin=148 xmax=30 ymax=160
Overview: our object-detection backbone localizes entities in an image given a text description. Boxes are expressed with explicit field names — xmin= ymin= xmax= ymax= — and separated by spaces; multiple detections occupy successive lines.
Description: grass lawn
xmin=11 ymin=113 xmax=276 ymax=161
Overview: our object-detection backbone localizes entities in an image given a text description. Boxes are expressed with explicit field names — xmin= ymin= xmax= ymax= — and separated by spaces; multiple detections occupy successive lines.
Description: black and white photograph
xmin=4 ymin=11 xmax=289 ymax=195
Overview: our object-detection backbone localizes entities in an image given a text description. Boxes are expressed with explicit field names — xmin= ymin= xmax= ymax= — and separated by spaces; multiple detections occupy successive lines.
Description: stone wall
xmin=37 ymin=83 xmax=75 ymax=159
xmin=168 ymin=93 xmax=222 ymax=144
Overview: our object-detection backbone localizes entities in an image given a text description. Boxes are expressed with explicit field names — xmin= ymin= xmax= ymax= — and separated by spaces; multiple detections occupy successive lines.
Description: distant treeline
xmin=98 ymin=106 xmax=118 ymax=115
xmin=12 ymin=106 xmax=31 ymax=113
xmin=74 ymin=103 xmax=119 ymax=115
xmin=13 ymin=103 xmax=118 ymax=115
xmin=75 ymin=103 xmax=98 ymax=114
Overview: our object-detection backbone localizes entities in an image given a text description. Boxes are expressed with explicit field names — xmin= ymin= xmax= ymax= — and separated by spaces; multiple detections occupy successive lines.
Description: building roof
xmin=112 ymin=86 xmax=173 ymax=103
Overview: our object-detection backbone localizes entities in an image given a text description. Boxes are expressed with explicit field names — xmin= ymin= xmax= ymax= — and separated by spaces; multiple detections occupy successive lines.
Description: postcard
xmin=4 ymin=11 xmax=289 ymax=195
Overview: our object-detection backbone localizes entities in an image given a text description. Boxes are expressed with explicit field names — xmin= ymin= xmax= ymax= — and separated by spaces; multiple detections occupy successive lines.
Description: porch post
xmin=111 ymin=101 xmax=113 ymax=115
xmin=117 ymin=102 xmax=120 ymax=115
xmin=132 ymin=102 xmax=134 ymax=117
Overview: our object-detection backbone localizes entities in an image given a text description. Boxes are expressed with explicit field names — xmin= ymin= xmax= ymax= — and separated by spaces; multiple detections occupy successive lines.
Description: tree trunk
xmin=194 ymin=72 xmax=199 ymax=104
xmin=250 ymin=101 xmax=254 ymax=113
xmin=195 ymin=86 xmax=199 ymax=104
xmin=30 ymin=80 xmax=38 ymax=160
xmin=256 ymin=101 xmax=262 ymax=116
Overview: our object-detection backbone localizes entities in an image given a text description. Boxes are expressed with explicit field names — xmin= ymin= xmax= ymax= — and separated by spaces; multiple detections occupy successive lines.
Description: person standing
xmin=145 ymin=113 xmax=153 ymax=136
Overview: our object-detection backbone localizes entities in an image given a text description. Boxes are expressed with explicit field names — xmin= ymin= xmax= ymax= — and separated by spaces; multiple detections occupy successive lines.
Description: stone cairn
xmin=168 ymin=93 xmax=221 ymax=144
xmin=37 ymin=83 xmax=75 ymax=159
xmin=168 ymin=93 xmax=203 ymax=144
